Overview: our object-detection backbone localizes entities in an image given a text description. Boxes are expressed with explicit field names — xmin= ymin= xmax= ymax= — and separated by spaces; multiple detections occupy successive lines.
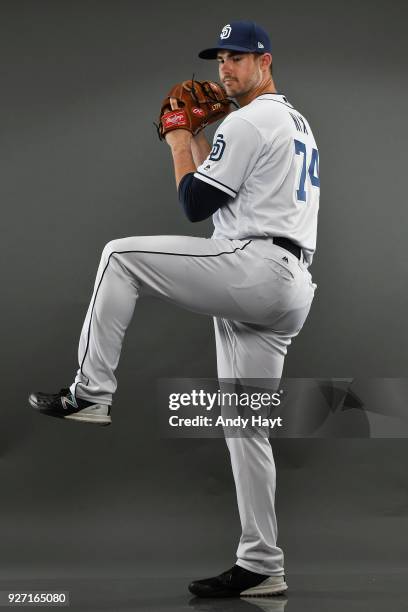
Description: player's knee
xmin=102 ymin=238 xmax=127 ymax=259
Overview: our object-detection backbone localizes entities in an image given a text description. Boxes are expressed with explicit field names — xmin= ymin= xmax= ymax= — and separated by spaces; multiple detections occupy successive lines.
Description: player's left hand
xmin=156 ymin=79 xmax=231 ymax=143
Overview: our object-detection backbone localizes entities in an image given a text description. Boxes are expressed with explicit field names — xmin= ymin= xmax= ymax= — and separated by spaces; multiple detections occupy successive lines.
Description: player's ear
xmin=261 ymin=53 xmax=272 ymax=73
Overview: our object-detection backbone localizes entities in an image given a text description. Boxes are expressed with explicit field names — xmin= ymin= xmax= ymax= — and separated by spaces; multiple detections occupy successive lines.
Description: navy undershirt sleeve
xmin=178 ymin=172 xmax=231 ymax=222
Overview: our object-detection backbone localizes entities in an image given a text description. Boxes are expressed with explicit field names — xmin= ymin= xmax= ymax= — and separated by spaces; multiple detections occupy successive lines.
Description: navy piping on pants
xmin=74 ymin=240 xmax=252 ymax=400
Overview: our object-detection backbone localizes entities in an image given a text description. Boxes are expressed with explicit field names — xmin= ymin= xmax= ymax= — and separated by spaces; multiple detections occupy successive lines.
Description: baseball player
xmin=29 ymin=20 xmax=319 ymax=598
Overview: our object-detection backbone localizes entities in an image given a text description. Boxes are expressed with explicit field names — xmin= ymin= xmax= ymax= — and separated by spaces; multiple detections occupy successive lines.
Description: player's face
xmin=217 ymin=51 xmax=264 ymax=98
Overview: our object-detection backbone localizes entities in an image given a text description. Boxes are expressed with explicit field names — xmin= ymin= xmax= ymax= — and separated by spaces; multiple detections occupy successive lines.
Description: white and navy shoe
xmin=188 ymin=565 xmax=288 ymax=598
xmin=28 ymin=387 xmax=111 ymax=426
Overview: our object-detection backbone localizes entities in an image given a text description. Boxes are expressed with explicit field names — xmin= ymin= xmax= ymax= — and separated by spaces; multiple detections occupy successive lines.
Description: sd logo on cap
xmin=198 ymin=20 xmax=272 ymax=59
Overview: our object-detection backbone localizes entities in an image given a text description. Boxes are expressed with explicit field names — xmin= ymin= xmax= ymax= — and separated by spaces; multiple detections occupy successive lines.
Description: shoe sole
xmin=188 ymin=580 xmax=288 ymax=599
xmin=64 ymin=413 xmax=111 ymax=426
xmin=29 ymin=398 xmax=112 ymax=426
xmin=240 ymin=577 xmax=288 ymax=597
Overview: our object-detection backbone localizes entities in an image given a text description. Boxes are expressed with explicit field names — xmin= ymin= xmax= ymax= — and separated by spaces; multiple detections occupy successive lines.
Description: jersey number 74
xmin=294 ymin=139 xmax=320 ymax=203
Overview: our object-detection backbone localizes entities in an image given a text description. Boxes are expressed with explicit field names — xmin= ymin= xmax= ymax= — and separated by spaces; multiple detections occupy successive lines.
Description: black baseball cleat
xmin=188 ymin=565 xmax=288 ymax=598
xmin=29 ymin=387 xmax=111 ymax=426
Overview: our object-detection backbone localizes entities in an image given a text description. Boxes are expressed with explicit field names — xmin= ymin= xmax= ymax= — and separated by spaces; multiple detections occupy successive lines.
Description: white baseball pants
xmin=69 ymin=235 xmax=316 ymax=575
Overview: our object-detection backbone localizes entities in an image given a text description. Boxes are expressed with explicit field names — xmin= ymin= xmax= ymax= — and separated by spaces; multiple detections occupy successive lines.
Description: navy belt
xmin=273 ymin=237 xmax=301 ymax=259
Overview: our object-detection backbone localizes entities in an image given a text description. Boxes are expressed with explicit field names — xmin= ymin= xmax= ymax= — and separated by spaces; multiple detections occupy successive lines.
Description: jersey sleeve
xmin=194 ymin=116 xmax=263 ymax=198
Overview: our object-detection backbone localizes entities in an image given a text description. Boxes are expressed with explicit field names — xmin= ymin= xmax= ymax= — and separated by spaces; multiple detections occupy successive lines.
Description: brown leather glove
xmin=156 ymin=79 xmax=231 ymax=141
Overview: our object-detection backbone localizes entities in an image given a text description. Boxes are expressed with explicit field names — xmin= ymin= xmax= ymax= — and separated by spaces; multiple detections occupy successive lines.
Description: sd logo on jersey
xmin=209 ymin=134 xmax=226 ymax=161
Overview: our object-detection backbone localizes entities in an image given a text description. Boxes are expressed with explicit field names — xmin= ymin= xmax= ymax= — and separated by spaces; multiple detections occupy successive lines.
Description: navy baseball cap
xmin=198 ymin=20 xmax=272 ymax=60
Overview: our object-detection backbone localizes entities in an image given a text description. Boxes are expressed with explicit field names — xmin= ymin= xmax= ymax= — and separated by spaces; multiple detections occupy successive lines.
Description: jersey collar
xmin=255 ymin=93 xmax=293 ymax=106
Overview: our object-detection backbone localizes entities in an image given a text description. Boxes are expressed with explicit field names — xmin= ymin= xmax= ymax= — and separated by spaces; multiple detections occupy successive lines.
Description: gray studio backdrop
xmin=1 ymin=0 xmax=407 ymax=586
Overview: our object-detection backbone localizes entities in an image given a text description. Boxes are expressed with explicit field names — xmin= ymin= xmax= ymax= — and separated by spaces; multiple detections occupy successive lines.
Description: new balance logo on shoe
xmin=61 ymin=393 xmax=77 ymax=410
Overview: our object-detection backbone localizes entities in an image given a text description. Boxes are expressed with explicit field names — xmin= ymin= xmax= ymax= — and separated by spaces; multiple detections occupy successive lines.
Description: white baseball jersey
xmin=194 ymin=93 xmax=320 ymax=265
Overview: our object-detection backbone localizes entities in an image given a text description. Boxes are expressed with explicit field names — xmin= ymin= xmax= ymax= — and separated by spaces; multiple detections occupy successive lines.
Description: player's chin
xmin=224 ymin=83 xmax=240 ymax=97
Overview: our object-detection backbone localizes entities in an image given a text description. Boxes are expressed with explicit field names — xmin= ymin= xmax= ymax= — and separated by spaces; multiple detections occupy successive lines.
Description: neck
xmin=236 ymin=75 xmax=277 ymax=107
